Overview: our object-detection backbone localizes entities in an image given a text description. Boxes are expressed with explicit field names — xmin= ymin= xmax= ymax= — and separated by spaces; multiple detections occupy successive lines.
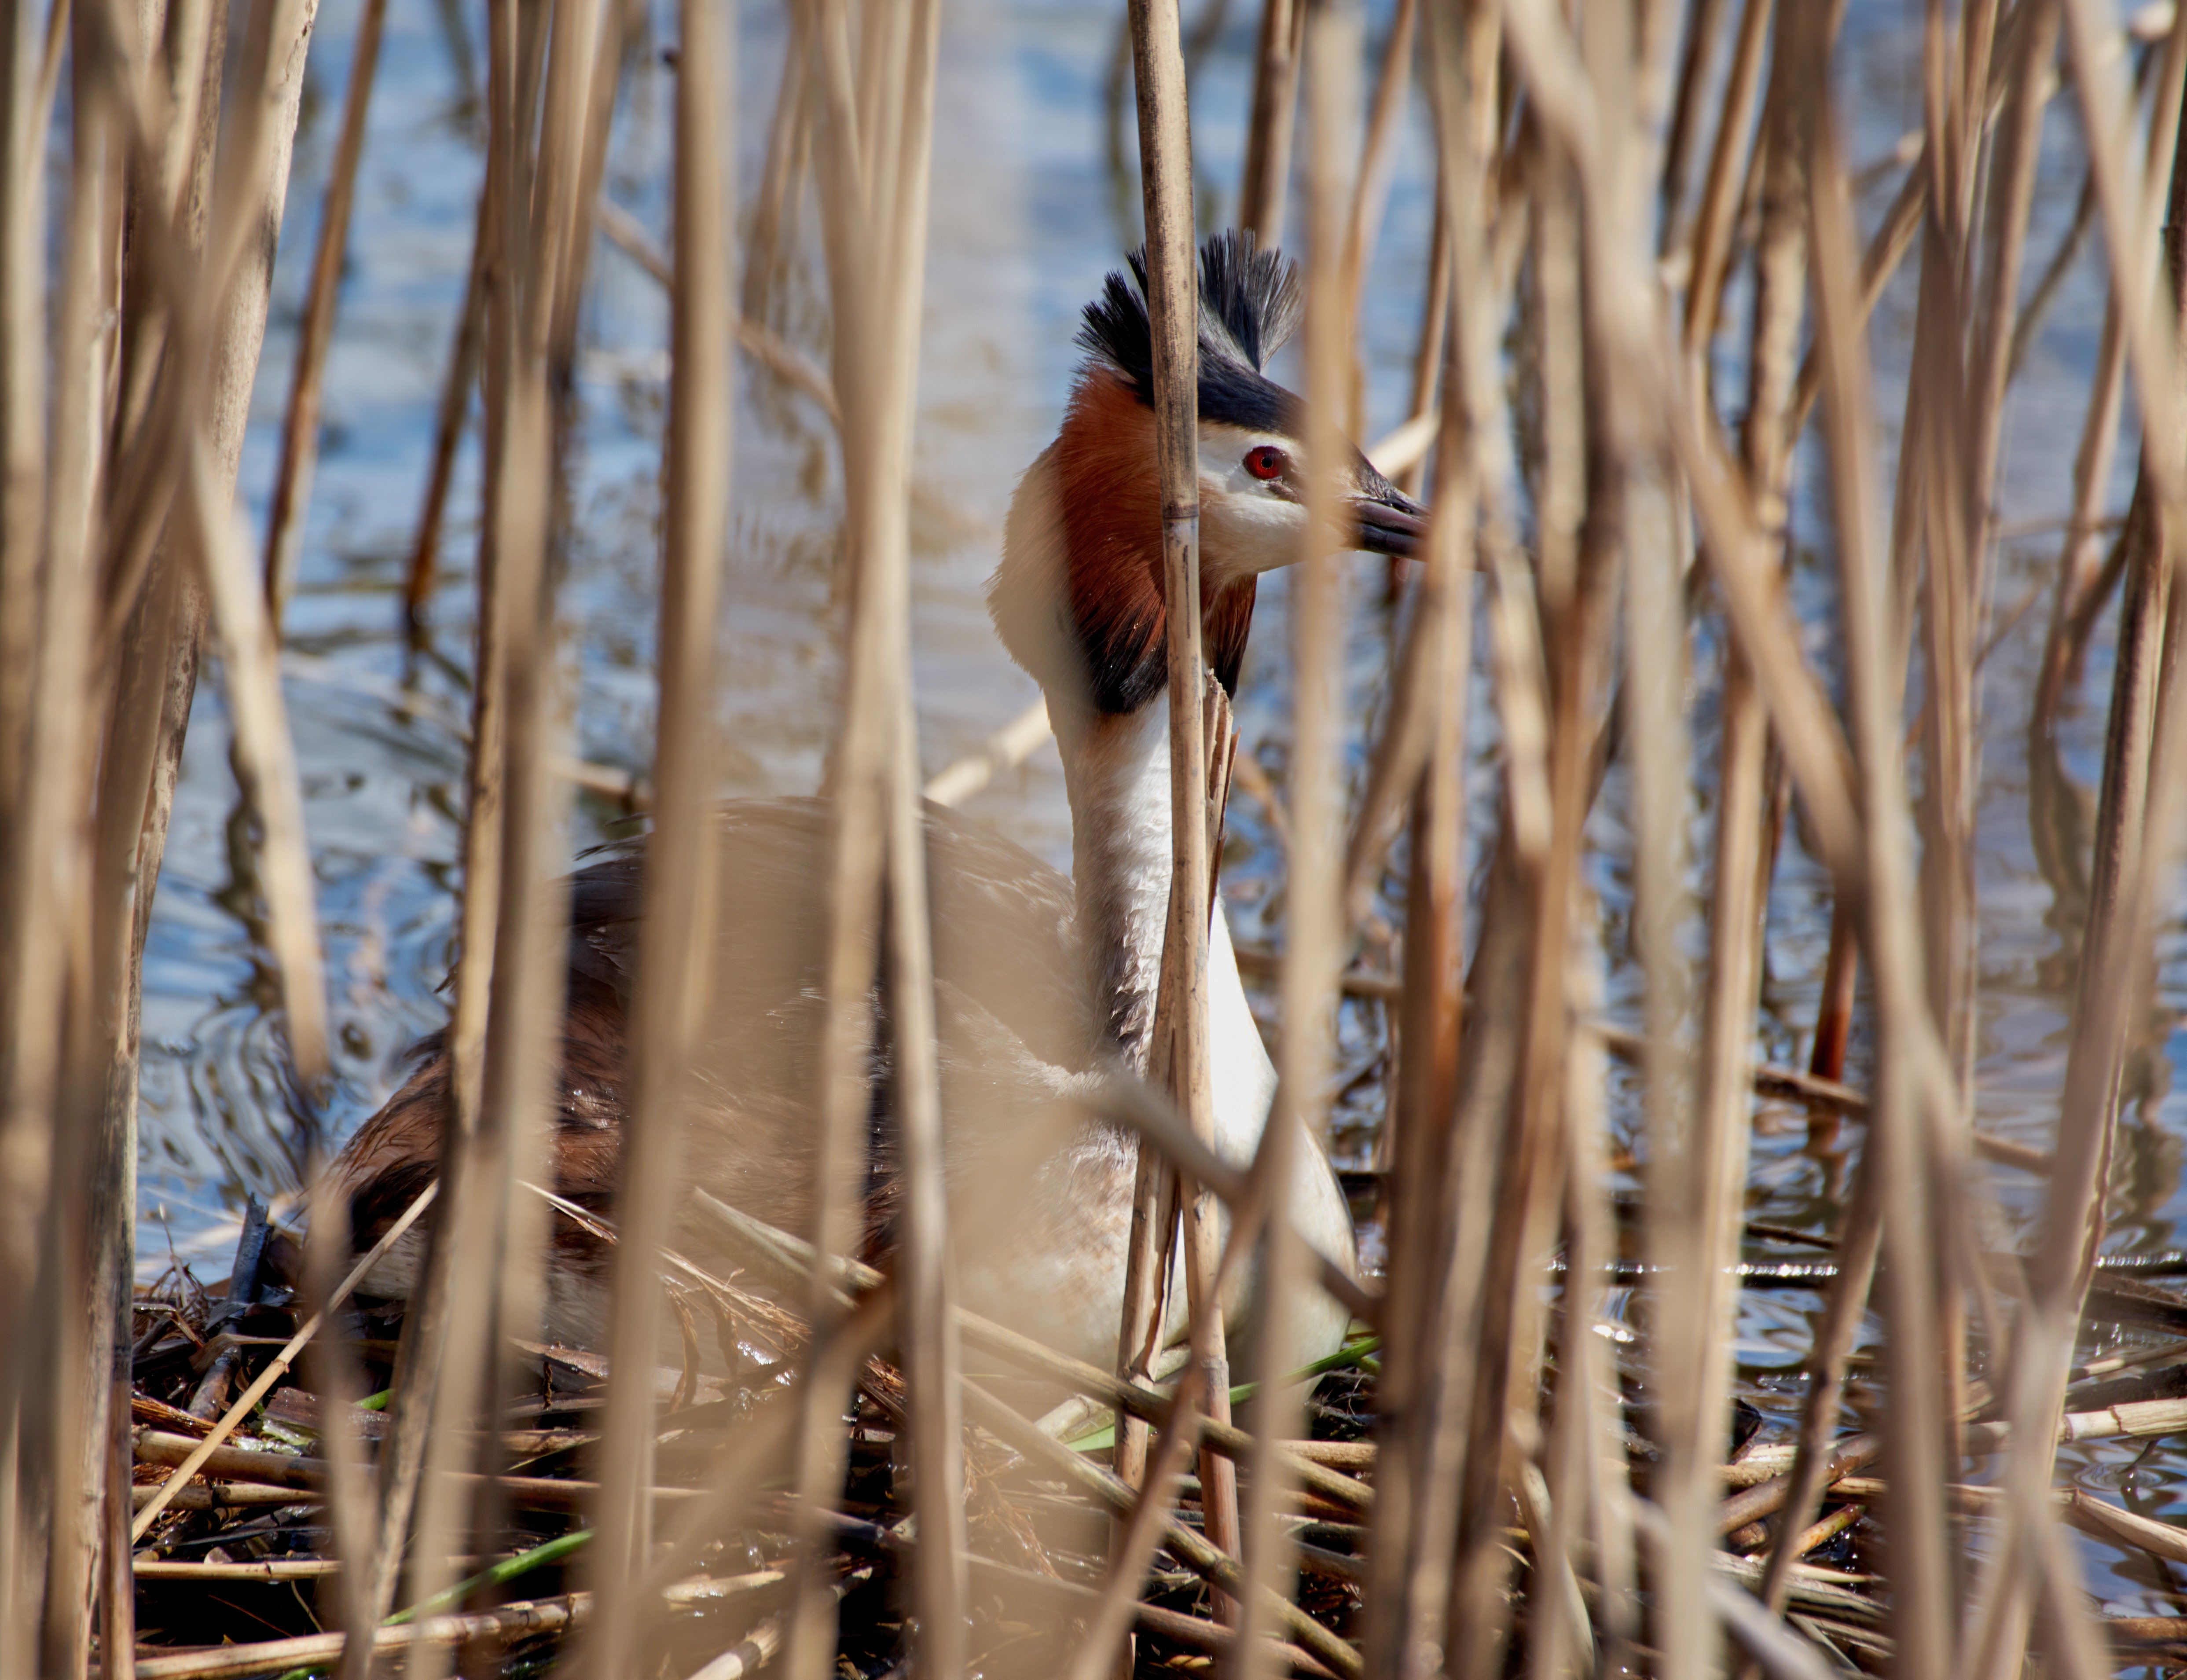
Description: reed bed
xmin=14 ymin=0 xmax=2187 ymax=1674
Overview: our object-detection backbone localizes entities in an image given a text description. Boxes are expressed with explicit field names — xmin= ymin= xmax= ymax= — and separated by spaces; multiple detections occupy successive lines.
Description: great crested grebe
xmin=328 ymin=231 xmax=1424 ymax=1369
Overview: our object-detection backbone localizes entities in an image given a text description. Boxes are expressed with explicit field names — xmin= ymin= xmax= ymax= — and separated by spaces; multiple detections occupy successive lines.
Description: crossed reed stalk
xmin=6 ymin=0 xmax=2187 ymax=1674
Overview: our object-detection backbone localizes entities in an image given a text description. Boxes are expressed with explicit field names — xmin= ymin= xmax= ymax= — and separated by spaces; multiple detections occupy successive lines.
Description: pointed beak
xmin=1349 ymin=462 xmax=1427 ymax=560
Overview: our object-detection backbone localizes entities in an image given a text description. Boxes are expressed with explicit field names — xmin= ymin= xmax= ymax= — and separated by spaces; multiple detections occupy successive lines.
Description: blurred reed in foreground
xmin=16 ymin=0 xmax=2187 ymax=1674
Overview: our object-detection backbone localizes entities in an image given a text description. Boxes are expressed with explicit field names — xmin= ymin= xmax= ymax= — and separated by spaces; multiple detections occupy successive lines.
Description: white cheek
xmin=1203 ymin=485 xmax=1309 ymax=578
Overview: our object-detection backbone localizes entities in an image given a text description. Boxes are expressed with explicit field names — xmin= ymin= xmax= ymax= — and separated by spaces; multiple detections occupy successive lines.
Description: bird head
xmin=990 ymin=232 xmax=1426 ymax=719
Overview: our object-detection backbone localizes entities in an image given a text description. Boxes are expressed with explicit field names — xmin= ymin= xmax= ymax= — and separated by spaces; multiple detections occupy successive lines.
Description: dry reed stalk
xmin=1751 ymin=1155 xmax=1882 ymax=1618
xmin=1448 ymin=142 xmax=1589 ymax=1680
xmin=368 ymin=29 xmax=520 ymax=1640
xmin=782 ymin=2 xmax=888 ymax=1658
xmin=1107 ymin=18 xmax=1182 ymax=1624
xmin=464 ymin=0 xmax=596 ymax=1580
xmin=741 ymin=5 xmax=807 ymax=325
xmin=1119 ymin=0 xmax=1244 ymax=1612
xmin=1670 ymin=11 xmax=1814 ymax=1671
xmin=1613 ymin=169 xmax=1699 ymax=1680
xmin=579 ymin=0 xmax=733 ymax=1669
xmin=546 ymin=0 xmax=626 ymax=390
xmin=2029 ymin=289 xmax=2127 ymax=905
xmin=1676 ymin=0 xmax=1773 ymax=358
xmin=1390 ymin=190 xmax=1449 ymax=503
xmin=1550 ymin=1017 xmax=1639 ymax=1675
xmin=396 ymin=4 xmax=593 ymax=1671
xmin=957 ymin=1377 xmax=1364 ymax=1678
xmin=1354 ymin=5 xmax=1503 ymax=1673
xmin=1553 ymin=112 xmax=1684 ymax=1680
xmin=129 ymin=1181 xmax=437 ymax=1539
xmin=1445 ymin=0 xmax=1673 ymax=1664
xmin=623 ymin=1287 xmax=892 ymax=1623
xmin=187 ymin=423 xmax=331 ymax=1086
xmin=1805 ymin=54 xmax=1965 ymax=1679
xmin=62 ymin=28 xmax=331 ymax=1674
xmin=81 ymin=5 xmax=315 ymax=1666
xmin=1657 ymin=0 xmax=1729 ymax=244
xmin=1967 ymin=0 xmax=2062 ymax=523
xmin=305 ymin=1179 xmax=380 ymax=1680
xmin=786 ymin=0 xmax=959 ymax=1670
xmin=1240 ymin=0 xmax=1303 ymax=242
xmin=1339 ymin=0 xmax=1417 ymax=436
xmin=10 ymin=25 xmax=125 ymax=1675
xmin=261 ymin=0 xmax=390 ymax=628
xmin=402 ymin=185 xmax=490 ymax=629
xmin=1235 ymin=4 xmax=1358 ymax=1673
xmin=877 ymin=8 xmax=965 ymax=1670
xmin=1893 ymin=5 xmax=1981 ymax=1286
xmin=0 ymin=0 xmax=48 ymax=840
xmin=1661 ymin=267 xmax=1771 ymax=1680
xmin=1969 ymin=0 xmax=2187 ymax=1670
xmin=1059 ymin=1365 xmax=1208 ymax=1680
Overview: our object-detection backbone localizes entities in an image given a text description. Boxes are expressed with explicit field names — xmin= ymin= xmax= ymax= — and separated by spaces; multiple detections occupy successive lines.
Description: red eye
xmin=1244 ymin=445 xmax=1288 ymax=481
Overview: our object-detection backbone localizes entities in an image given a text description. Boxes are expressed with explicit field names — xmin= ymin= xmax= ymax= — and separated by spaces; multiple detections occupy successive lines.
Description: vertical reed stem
xmin=1808 ymin=64 xmax=1959 ymax=1679
xmin=1240 ymin=0 xmax=1302 ymax=242
xmin=403 ymin=185 xmax=489 ymax=631
xmin=582 ymin=0 xmax=733 ymax=1668
xmin=262 ymin=0 xmax=390 ymax=629
xmin=1238 ymin=3 xmax=1358 ymax=1672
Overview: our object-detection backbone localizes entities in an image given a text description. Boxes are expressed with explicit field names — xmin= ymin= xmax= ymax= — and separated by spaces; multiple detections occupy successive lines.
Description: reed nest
xmin=22 ymin=0 xmax=2187 ymax=1672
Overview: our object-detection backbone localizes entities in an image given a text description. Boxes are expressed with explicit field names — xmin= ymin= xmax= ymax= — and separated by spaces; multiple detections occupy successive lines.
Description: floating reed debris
xmin=25 ymin=0 xmax=2187 ymax=1673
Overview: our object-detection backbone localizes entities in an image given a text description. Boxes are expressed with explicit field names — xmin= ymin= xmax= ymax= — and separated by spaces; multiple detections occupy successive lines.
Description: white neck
xmin=1052 ymin=694 xmax=1277 ymax=1160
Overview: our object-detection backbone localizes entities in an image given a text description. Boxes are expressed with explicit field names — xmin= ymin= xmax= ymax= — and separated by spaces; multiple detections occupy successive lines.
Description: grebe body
xmin=328 ymin=233 xmax=1421 ymax=1370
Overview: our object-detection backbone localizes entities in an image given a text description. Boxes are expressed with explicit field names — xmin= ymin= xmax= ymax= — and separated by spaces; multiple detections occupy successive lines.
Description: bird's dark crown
xmin=1075 ymin=231 xmax=1307 ymax=437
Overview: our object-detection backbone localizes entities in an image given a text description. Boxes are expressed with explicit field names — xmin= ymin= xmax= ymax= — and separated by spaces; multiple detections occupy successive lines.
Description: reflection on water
xmin=135 ymin=0 xmax=2187 ymax=1631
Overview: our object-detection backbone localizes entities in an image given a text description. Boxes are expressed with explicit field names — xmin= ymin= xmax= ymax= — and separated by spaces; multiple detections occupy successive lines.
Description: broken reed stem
xmin=130 ymin=1181 xmax=439 ymax=1541
xmin=1059 ymin=1366 xmax=1210 ymax=1680
xmin=581 ymin=0 xmax=734 ymax=1669
xmin=262 ymin=0 xmax=390 ymax=631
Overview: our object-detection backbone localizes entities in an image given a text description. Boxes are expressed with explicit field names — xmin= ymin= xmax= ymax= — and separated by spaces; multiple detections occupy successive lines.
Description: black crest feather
xmin=1076 ymin=230 xmax=1306 ymax=434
